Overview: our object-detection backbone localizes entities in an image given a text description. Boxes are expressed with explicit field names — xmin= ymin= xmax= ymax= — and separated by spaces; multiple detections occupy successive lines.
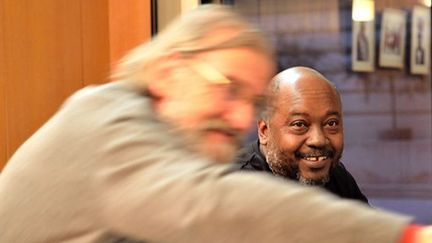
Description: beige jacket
xmin=0 ymin=81 xmax=410 ymax=243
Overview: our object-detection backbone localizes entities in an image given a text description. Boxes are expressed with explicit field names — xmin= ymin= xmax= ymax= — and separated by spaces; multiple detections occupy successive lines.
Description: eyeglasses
xmin=189 ymin=60 xmax=231 ymax=85
xmin=187 ymin=59 xmax=266 ymax=115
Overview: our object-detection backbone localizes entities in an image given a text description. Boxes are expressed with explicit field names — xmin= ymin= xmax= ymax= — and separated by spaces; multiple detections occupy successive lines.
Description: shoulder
xmin=329 ymin=162 xmax=369 ymax=204
xmin=63 ymin=81 xmax=146 ymax=115
xmin=332 ymin=163 xmax=358 ymax=183
xmin=233 ymin=143 xmax=255 ymax=165
xmin=58 ymin=81 xmax=157 ymax=131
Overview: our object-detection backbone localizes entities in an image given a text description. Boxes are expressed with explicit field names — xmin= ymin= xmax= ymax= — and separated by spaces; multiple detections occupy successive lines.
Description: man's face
xmin=155 ymin=48 xmax=275 ymax=163
xmin=259 ymin=78 xmax=344 ymax=184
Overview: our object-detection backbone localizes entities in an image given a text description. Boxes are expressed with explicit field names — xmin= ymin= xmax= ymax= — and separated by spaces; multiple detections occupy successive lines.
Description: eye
xmin=290 ymin=120 xmax=309 ymax=132
xmin=326 ymin=120 xmax=339 ymax=127
xmin=325 ymin=119 xmax=341 ymax=133
xmin=227 ymin=82 xmax=242 ymax=99
xmin=292 ymin=121 xmax=306 ymax=127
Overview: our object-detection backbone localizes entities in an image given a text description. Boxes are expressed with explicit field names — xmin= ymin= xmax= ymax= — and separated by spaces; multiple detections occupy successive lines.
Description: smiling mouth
xmin=303 ymin=156 xmax=328 ymax=161
xmin=298 ymin=154 xmax=332 ymax=169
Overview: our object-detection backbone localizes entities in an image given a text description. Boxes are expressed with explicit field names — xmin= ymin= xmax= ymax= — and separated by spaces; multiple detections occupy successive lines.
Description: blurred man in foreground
xmin=0 ymin=4 xmax=430 ymax=243
xmin=235 ymin=67 xmax=368 ymax=203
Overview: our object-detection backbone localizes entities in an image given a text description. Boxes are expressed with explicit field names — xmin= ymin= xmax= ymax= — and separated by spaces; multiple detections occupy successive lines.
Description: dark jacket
xmin=233 ymin=140 xmax=369 ymax=204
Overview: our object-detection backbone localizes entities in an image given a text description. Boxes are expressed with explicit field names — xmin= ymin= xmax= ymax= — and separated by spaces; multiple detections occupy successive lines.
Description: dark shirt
xmin=233 ymin=140 xmax=369 ymax=204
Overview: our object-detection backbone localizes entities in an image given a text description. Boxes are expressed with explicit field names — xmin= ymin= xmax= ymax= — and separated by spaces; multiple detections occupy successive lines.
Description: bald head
xmin=272 ymin=66 xmax=335 ymax=89
xmin=263 ymin=66 xmax=341 ymax=119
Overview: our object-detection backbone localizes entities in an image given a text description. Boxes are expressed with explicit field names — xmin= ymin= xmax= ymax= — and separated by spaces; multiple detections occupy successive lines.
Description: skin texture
xmin=258 ymin=67 xmax=343 ymax=184
xmin=149 ymin=47 xmax=275 ymax=163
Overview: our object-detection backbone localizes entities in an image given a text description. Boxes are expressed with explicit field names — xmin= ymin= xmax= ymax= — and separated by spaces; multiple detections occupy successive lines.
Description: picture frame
xmin=379 ymin=8 xmax=406 ymax=69
xmin=352 ymin=20 xmax=375 ymax=72
xmin=410 ymin=6 xmax=431 ymax=75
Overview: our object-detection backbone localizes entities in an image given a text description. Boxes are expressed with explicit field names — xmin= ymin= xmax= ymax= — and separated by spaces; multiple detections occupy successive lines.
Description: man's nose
xmin=305 ymin=126 xmax=328 ymax=148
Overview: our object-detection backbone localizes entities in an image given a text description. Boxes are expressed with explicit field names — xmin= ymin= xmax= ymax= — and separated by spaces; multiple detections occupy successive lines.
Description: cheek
xmin=329 ymin=134 xmax=344 ymax=153
xmin=272 ymin=131 xmax=303 ymax=154
xmin=176 ymin=103 xmax=216 ymax=128
xmin=170 ymin=72 xmax=217 ymax=111
xmin=173 ymin=87 xmax=220 ymax=116
xmin=226 ymin=102 xmax=255 ymax=130
xmin=159 ymin=96 xmax=215 ymax=129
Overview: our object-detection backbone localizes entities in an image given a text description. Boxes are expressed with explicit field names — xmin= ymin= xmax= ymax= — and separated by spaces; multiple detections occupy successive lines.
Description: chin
xmin=307 ymin=174 xmax=328 ymax=181
xmin=298 ymin=172 xmax=330 ymax=186
xmin=299 ymin=168 xmax=331 ymax=183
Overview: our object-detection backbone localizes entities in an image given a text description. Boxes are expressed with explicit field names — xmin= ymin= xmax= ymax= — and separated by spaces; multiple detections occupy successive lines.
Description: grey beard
xmin=267 ymin=160 xmax=295 ymax=179
xmin=265 ymin=149 xmax=296 ymax=179
xmin=265 ymin=145 xmax=332 ymax=185
xmin=263 ymin=137 xmax=338 ymax=186
xmin=267 ymin=161 xmax=331 ymax=186
xmin=297 ymin=173 xmax=330 ymax=186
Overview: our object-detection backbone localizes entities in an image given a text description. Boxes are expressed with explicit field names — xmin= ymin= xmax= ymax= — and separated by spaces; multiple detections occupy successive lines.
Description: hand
xmin=416 ymin=226 xmax=432 ymax=243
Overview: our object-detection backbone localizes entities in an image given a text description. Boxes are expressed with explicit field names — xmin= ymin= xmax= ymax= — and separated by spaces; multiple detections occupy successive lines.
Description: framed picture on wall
xmin=410 ymin=6 xmax=431 ymax=75
xmin=379 ymin=8 xmax=406 ymax=68
xmin=352 ymin=21 xmax=375 ymax=72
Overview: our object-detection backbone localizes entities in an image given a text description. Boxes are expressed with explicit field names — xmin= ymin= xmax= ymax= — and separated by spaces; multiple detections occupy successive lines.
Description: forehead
xmin=276 ymin=76 xmax=341 ymax=115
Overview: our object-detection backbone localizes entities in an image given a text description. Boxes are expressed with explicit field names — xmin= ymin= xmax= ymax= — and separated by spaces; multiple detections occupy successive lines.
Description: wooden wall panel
xmin=2 ymin=0 xmax=29 ymax=160
xmin=109 ymin=0 xmax=151 ymax=67
xmin=3 ymin=0 xmax=83 ymax=161
xmin=0 ymin=0 xmax=7 ymax=169
xmin=81 ymin=0 xmax=111 ymax=85
xmin=0 ymin=0 xmax=152 ymax=170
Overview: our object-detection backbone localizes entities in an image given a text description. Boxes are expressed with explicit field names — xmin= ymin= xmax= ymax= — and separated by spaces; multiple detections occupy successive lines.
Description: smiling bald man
xmin=235 ymin=66 xmax=368 ymax=203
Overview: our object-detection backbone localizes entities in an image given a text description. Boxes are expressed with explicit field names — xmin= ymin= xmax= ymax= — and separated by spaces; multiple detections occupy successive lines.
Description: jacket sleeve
xmin=91 ymin=95 xmax=411 ymax=243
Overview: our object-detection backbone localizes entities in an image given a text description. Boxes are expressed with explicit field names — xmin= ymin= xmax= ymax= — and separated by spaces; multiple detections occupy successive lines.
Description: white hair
xmin=112 ymin=4 xmax=274 ymax=85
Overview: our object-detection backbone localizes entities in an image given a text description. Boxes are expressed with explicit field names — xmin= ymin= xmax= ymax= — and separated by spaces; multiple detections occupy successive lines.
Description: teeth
xmin=304 ymin=156 xmax=328 ymax=161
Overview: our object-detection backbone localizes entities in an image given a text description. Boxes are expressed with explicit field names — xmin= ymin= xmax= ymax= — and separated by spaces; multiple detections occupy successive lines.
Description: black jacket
xmin=233 ymin=140 xmax=369 ymax=204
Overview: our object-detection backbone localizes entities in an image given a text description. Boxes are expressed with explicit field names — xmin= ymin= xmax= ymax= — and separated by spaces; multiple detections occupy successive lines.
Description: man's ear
xmin=257 ymin=119 xmax=269 ymax=145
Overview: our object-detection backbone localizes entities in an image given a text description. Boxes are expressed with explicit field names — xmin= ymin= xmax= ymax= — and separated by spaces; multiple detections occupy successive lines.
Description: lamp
xmin=352 ymin=0 xmax=375 ymax=21
xmin=420 ymin=0 xmax=431 ymax=7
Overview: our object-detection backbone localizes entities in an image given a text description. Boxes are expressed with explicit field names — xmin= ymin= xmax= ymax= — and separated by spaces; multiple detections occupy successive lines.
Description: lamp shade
xmin=352 ymin=0 xmax=375 ymax=21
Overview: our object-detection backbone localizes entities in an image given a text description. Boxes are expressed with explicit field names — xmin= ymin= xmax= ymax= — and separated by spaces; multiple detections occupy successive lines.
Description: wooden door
xmin=0 ymin=0 xmax=151 ymax=170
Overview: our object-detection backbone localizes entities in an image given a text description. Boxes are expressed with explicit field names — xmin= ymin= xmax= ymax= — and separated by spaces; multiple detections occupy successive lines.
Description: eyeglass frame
xmin=184 ymin=56 xmax=266 ymax=116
